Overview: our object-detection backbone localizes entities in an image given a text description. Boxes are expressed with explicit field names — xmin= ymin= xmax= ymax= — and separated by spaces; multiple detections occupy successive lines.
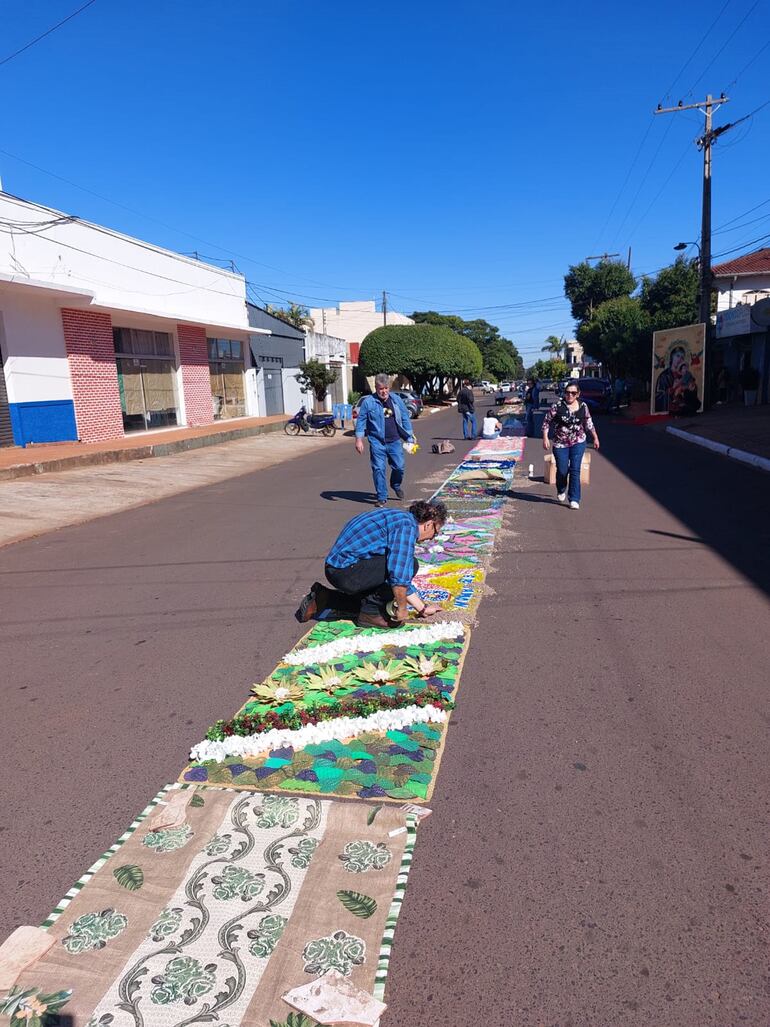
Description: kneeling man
xmin=296 ymin=500 xmax=447 ymax=628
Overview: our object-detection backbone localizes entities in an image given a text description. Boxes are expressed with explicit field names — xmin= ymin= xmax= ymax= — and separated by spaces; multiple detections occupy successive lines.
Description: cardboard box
xmin=544 ymin=450 xmax=591 ymax=486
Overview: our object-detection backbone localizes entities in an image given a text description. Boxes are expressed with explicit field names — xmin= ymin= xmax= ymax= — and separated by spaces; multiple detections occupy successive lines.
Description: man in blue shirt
xmin=355 ymin=374 xmax=415 ymax=507
xmin=295 ymin=499 xmax=447 ymax=628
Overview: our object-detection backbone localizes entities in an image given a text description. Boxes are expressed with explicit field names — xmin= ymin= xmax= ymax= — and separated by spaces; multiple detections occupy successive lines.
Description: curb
xmin=665 ymin=426 xmax=770 ymax=474
xmin=0 ymin=420 xmax=287 ymax=481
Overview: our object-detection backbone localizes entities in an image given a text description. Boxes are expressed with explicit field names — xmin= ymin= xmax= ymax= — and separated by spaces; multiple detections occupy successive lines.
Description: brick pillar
xmin=61 ymin=308 xmax=124 ymax=443
xmin=177 ymin=324 xmax=214 ymax=426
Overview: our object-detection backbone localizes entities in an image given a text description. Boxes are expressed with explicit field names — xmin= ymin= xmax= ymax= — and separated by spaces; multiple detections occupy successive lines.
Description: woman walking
xmin=542 ymin=383 xmax=600 ymax=510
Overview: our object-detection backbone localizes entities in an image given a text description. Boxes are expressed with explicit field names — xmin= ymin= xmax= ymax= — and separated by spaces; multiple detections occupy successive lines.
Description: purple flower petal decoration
xmin=296 ymin=769 xmax=319 ymax=782
xmin=227 ymin=763 xmax=250 ymax=777
xmin=184 ymin=766 xmax=208 ymax=782
xmin=255 ymin=766 xmax=278 ymax=780
xmin=358 ymin=784 xmax=387 ymax=798
xmin=356 ymin=759 xmax=377 ymax=775
xmin=269 ymin=746 xmax=294 ymax=760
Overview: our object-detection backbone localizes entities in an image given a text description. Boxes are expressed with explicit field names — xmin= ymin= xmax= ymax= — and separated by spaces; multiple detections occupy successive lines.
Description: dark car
xmin=576 ymin=377 xmax=614 ymax=414
xmin=352 ymin=390 xmax=423 ymax=421
xmin=394 ymin=390 xmax=423 ymax=418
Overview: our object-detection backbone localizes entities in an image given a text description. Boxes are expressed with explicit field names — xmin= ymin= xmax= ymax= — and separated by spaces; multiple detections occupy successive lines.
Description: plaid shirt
xmin=326 ymin=509 xmax=418 ymax=589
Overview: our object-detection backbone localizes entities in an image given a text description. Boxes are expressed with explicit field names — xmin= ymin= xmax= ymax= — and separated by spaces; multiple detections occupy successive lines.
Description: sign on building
xmin=715 ymin=304 xmax=752 ymax=339
xmin=651 ymin=323 xmax=705 ymax=416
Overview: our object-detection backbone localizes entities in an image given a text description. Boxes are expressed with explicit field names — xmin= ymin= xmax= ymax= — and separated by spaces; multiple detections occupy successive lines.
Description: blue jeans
xmin=369 ymin=437 xmax=404 ymax=501
xmin=461 ymin=411 xmax=477 ymax=439
xmin=554 ymin=442 xmax=586 ymax=503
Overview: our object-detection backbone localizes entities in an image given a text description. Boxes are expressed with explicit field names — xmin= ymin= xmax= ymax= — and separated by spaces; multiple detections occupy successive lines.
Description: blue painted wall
xmin=9 ymin=400 xmax=78 ymax=447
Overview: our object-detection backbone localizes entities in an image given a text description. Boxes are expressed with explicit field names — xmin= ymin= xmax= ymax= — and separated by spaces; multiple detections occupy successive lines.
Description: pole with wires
xmin=382 ymin=290 xmax=388 ymax=326
xmin=654 ymin=93 xmax=731 ymax=328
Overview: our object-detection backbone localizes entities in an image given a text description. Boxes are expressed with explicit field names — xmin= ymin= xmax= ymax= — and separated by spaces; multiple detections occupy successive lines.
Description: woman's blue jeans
xmin=554 ymin=442 xmax=586 ymax=503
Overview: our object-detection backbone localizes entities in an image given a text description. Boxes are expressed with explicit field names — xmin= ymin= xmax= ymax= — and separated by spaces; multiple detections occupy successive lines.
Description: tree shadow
xmin=601 ymin=421 xmax=770 ymax=596
xmin=320 ymin=489 xmax=377 ymax=504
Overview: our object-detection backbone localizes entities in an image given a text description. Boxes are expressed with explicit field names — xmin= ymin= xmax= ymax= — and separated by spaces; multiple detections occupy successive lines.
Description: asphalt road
xmin=2 ymin=406 xmax=769 ymax=1025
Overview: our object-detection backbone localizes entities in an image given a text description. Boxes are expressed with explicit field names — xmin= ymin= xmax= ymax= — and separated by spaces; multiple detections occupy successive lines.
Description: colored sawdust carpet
xmin=4 ymin=787 xmax=416 ymax=1027
xmin=181 ymin=622 xmax=470 ymax=802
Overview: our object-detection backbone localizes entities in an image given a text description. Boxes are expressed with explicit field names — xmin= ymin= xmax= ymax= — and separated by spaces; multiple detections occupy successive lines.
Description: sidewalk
xmin=663 ymin=403 xmax=770 ymax=471
xmin=0 ymin=414 xmax=290 ymax=480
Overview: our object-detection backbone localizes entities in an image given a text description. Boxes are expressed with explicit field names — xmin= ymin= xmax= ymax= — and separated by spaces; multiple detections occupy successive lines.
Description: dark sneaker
xmin=294 ymin=582 xmax=328 ymax=623
xmin=394 ymin=488 xmax=405 ymax=500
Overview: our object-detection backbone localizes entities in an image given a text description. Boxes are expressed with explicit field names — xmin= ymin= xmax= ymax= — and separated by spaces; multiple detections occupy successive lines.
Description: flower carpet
xmin=0 ymin=429 xmax=523 ymax=1026
xmin=6 ymin=788 xmax=415 ymax=1027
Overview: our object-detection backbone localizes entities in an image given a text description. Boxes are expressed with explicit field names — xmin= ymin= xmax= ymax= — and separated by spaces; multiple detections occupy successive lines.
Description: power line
xmin=712 ymin=230 xmax=770 ymax=258
xmin=659 ymin=0 xmax=733 ymax=102
xmin=713 ymin=196 xmax=770 ymax=231
xmin=724 ymin=36 xmax=770 ymax=90
xmin=0 ymin=0 xmax=99 ymax=69
xmin=687 ymin=0 xmax=761 ymax=95
xmin=609 ymin=117 xmax=675 ymax=249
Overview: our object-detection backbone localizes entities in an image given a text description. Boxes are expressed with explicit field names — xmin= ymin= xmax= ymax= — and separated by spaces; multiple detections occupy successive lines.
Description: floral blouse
xmin=542 ymin=401 xmax=595 ymax=447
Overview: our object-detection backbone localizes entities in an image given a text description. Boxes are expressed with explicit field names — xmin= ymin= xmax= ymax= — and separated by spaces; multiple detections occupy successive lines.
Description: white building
xmin=712 ymin=247 xmax=770 ymax=403
xmin=308 ymin=299 xmax=413 ymax=372
xmin=303 ymin=330 xmax=349 ymax=409
xmin=0 ymin=192 xmax=274 ymax=447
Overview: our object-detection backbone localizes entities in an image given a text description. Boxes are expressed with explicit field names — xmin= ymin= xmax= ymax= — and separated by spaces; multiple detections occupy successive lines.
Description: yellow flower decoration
xmin=303 ymin=665 xmax=355 ymax=693
xmin=354 ymin=660 xmax=409 ymax=685
xmin=250 ymin=677 xmax=304 ymax=705
xmin=403 ymin=654 xmax=448 ymax=678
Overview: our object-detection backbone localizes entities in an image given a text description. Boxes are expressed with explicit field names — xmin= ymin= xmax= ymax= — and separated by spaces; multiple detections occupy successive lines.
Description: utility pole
xmin=585 ymin=252 xmax=620 ymax=262
xmin=655 ymin=93 xmax=731 ymax=328
xmin=382 ymin=290 xmax=388 ymax=326
xmin=627 ymin=246 xmax=632 ymax=270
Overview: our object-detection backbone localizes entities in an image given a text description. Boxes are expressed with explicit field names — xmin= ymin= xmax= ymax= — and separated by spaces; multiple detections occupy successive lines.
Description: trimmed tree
xmin=294 ymin=359 xmax=338 ymax=410
xmin=359 ymin=324 xmax=481 ymax=397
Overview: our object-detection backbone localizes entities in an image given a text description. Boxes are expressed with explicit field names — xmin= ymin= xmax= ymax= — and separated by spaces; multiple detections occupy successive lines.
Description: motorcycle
xmin=284 ymin=406 xmax=337 ymax=437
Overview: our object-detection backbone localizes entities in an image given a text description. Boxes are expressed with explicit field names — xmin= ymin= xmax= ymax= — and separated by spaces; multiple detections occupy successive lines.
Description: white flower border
xmin=284 ymin=620 xmax=464 ymax=667
xmin=189 ymin=703 xmax=448 ymax=763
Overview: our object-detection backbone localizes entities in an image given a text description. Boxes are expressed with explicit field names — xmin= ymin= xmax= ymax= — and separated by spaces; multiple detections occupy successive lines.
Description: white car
xmin=481 ymin=381 xmax=495 ymax=393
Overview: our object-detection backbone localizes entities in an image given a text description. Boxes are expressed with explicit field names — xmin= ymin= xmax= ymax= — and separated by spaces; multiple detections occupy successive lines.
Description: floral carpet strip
xmin=8 ymin=787 xmax=416 ymax=1027
xmin=181 ymin=621 xmax=470 ymax=802
xmin=180 ymin=445 xmax=518 ymax=803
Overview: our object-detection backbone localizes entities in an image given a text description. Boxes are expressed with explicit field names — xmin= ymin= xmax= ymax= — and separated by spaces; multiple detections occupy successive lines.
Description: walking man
xmin=295 ymin=500 xmax=447 ymax=628
xmin=524 ymin=377 xmax=540 ymax=436
xmin=457 ymin=379 xmax=477 ymax=439
xmin=355 ymin=374 xmax=415 ymax=507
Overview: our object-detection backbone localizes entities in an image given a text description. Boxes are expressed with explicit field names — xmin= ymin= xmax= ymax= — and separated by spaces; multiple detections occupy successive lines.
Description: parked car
xmin=480 ymin=380 xmax=495 ymax=393
xmin=576 ymin=377 xmax=614 ymax=414
xmin=352 ymin=390 xmax=423 ymax=421
xmin=498 ymin=381 xmax=513 ymax=392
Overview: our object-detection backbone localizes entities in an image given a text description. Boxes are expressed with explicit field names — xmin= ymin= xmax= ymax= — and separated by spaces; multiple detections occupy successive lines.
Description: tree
xmin=411 ymin=310 xmax=522 ymax=377
xmin=526 ymin=358 xmax=569 ymax=381
xmin=359 ymin=324 xmax=482 ymax=397
xmin=578 ymin=296 xmax=650 ymax=377
xmin=268 ymin=302 xmax=315 ymax=330
xmin=639 ymin=257 xmax=699 ymax=333
xmin=564 ymin=261 xmax=636 ymax=324
xmin=294 ymin=359 xmax=337 ymax=409
xmin=484 ymin=339 xmax=519 ymax=382
xmin=541 ymin=334 xmax=564 ymax=357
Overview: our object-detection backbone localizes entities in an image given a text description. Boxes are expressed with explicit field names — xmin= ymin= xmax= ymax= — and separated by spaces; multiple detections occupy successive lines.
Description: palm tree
xmin=541 ymin=334 xmax=564 ymax=357
xmin=267 ymin=302 xmax=316 ymax=331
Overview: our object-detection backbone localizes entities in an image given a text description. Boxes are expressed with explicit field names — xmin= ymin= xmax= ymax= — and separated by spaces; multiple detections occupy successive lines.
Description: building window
xmin=208 ymin=338 xmax=245 ymax=419
xmin=113 ymin=328 xmax=179 ymax=433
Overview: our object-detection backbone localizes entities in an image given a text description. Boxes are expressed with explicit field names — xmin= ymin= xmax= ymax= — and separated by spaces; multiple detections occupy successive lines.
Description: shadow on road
xmin=600 ymin=420 xmax=770 ymax=597
xmin=320 ymin=489 xmax=376 ymax=504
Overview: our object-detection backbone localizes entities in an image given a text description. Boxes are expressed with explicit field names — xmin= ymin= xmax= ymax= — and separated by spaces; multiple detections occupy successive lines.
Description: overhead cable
xmin=0 ymin=0 xmax=100 ymax=69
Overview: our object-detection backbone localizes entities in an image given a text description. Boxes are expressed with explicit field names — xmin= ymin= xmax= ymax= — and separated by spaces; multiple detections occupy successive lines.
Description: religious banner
xmin=651 ymin=322 xmax=705 ymax=415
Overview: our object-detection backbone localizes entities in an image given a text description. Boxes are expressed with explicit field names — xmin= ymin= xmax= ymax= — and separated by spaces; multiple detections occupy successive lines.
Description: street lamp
xmin=673 ymin=241 xmax=700 ymax=257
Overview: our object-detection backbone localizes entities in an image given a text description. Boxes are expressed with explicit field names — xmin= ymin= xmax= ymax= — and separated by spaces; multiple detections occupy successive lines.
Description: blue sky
xmin=2 ymin=0 xmax=768 ymax=360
